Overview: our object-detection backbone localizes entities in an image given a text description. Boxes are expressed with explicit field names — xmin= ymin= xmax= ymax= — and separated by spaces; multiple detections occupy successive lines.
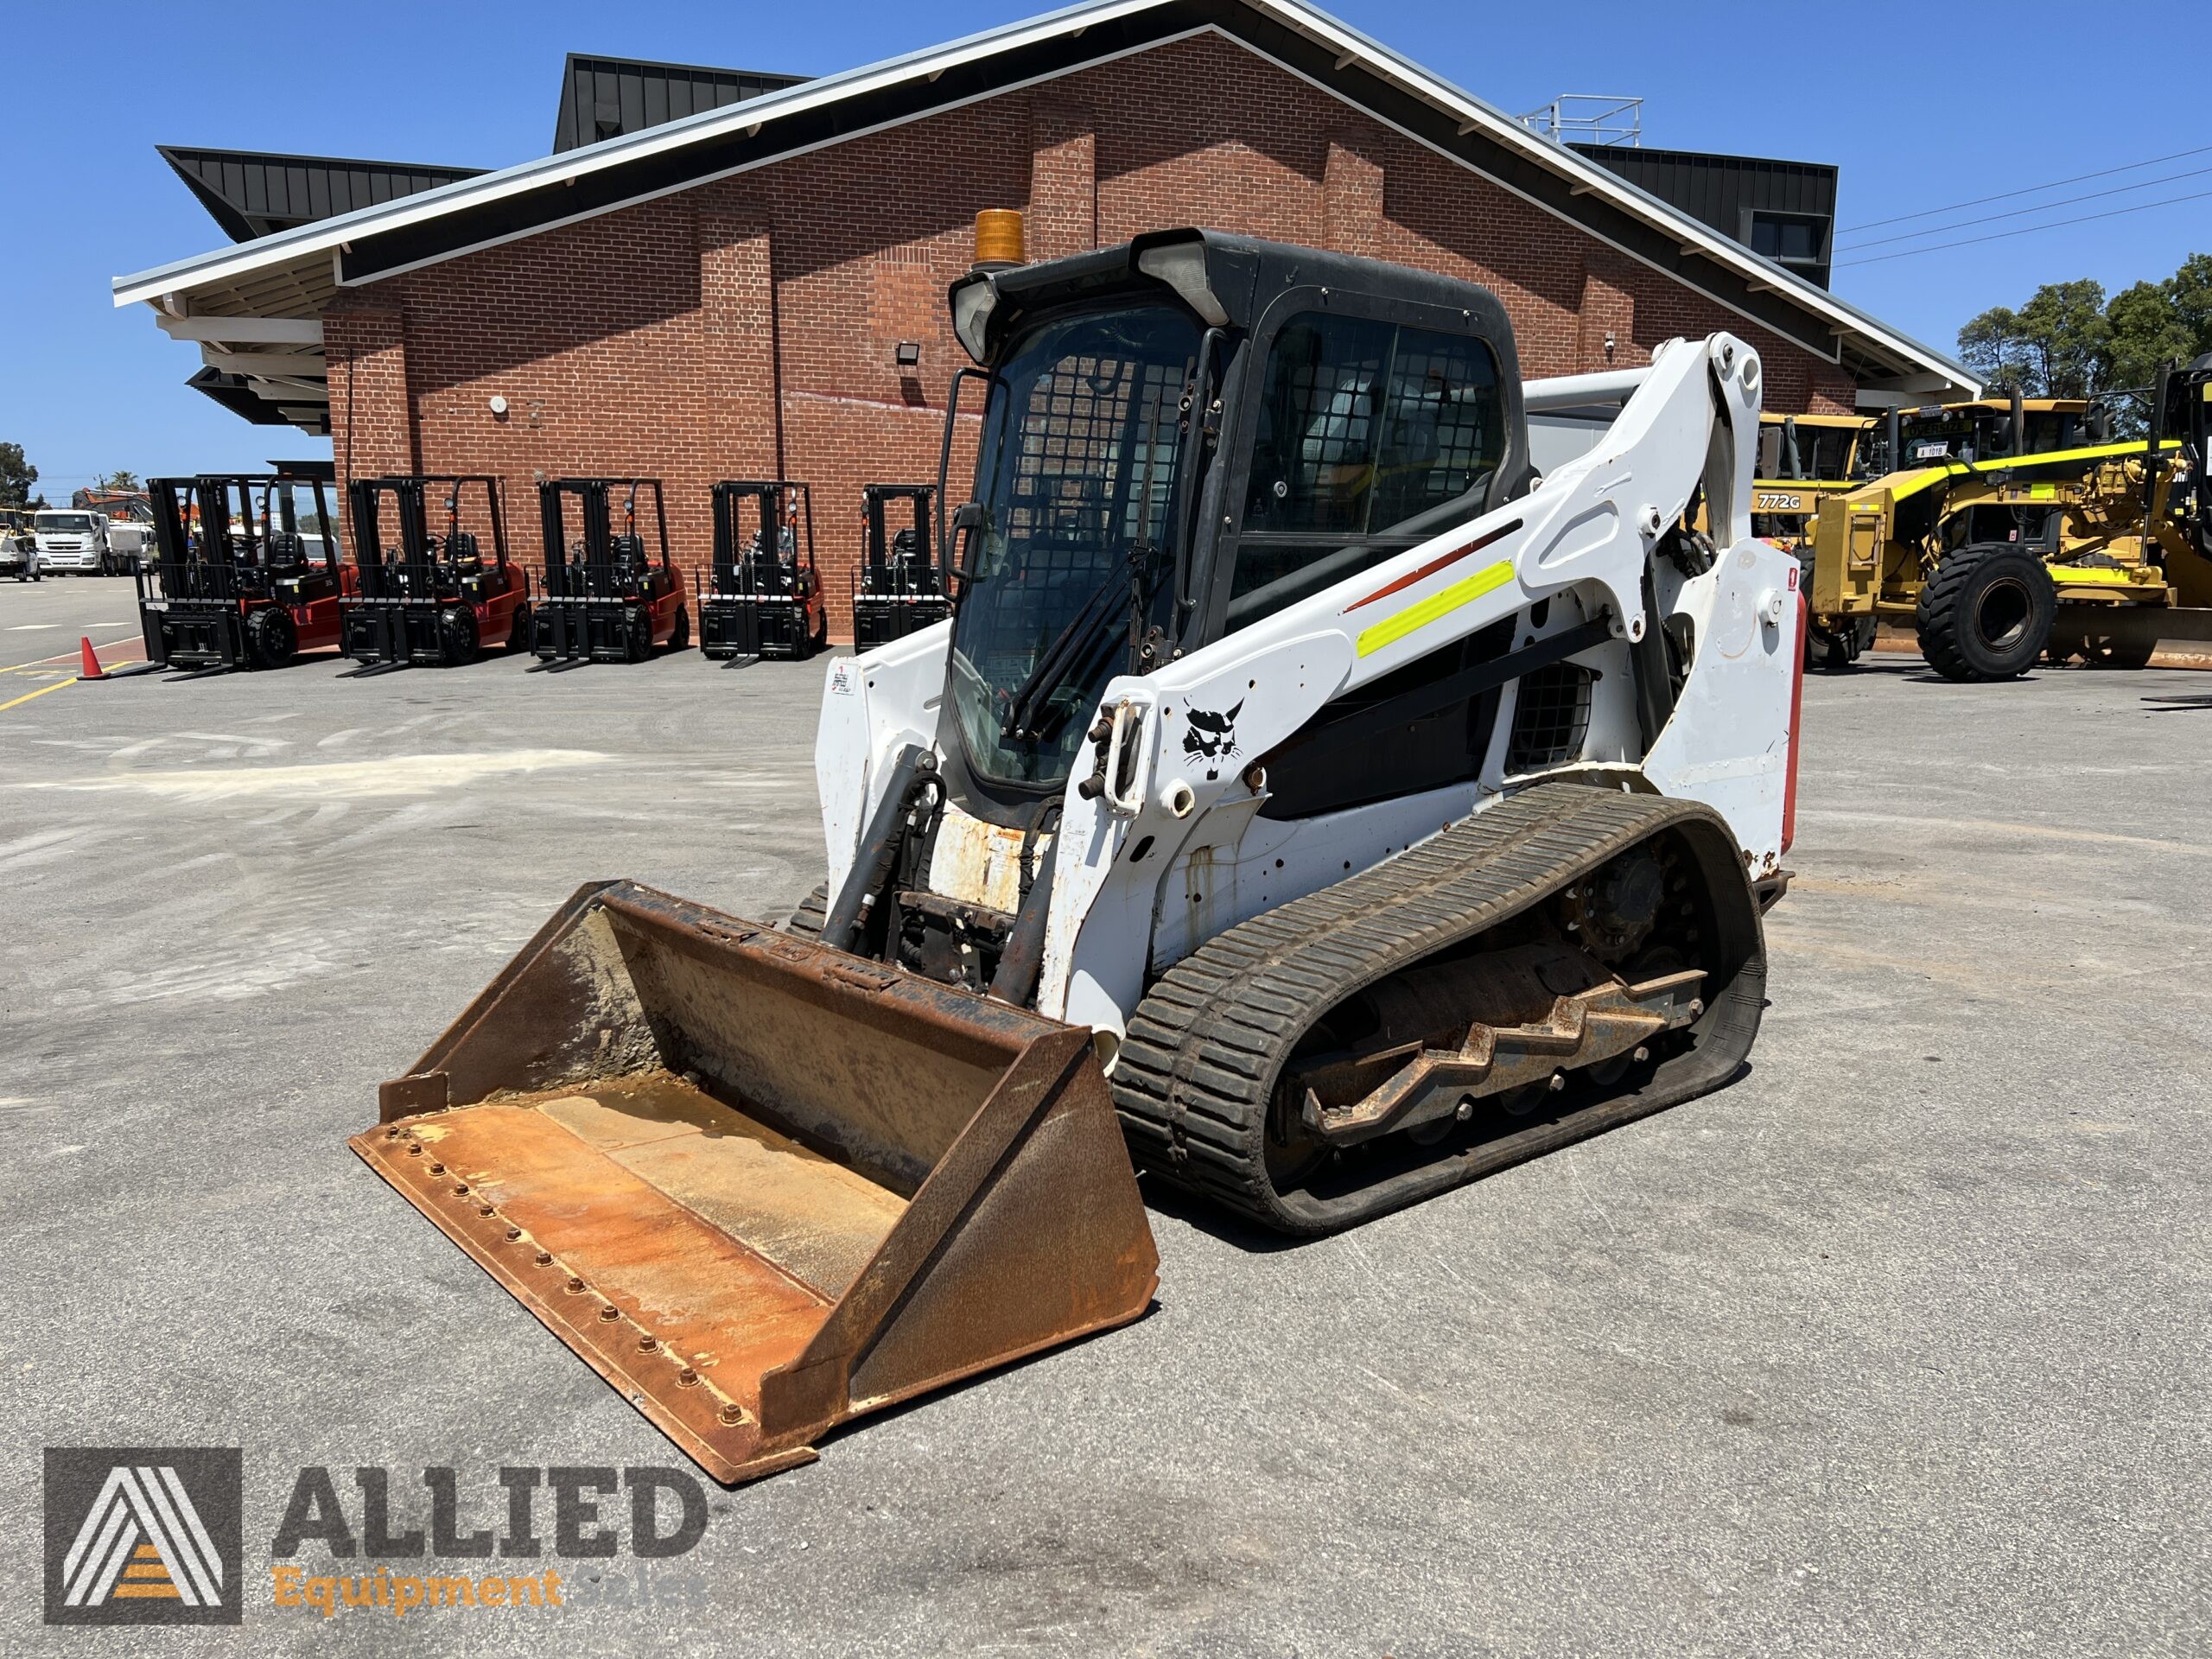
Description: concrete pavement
xmin=1 ymin=577 xmax=2205 ymax=1656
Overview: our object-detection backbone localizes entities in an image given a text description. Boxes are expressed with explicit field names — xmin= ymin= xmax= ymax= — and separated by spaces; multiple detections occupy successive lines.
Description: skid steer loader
xmin=355 ymin=226 xmax=1801 ymax=1486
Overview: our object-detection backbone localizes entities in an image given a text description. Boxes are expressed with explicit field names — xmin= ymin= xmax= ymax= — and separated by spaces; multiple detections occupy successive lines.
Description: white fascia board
xmin=156 ymin=314 xmax=324 ymax=345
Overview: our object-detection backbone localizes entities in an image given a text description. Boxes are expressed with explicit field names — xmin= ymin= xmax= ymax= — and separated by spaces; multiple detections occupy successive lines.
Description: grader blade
xmin=351 ymin=880 xmax=1158 ymax=1485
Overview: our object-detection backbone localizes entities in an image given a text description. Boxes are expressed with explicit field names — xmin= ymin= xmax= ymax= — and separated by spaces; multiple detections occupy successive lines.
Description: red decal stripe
xmin=1343 ymin=519 xmax=1522 ymax=613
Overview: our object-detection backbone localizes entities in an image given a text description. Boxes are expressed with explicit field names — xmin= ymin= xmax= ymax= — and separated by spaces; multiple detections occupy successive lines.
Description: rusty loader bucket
xmin=351 ymin=881 xmax=1159 ymax=1484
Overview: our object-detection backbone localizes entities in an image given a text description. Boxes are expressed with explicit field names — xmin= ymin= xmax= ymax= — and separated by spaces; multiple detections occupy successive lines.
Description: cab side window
xmin=1230 ymin=311 xmax=1503 ymax=629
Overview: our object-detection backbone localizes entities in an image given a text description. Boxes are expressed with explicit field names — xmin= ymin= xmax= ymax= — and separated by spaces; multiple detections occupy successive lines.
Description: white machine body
xmin=818 ymin=333 xmax=1802 ymax=1046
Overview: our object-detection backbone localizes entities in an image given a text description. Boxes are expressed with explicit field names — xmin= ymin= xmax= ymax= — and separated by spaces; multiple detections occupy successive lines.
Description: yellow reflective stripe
xmin=2048 ymin=563 xmax=2147 ymax=586
xmin=1961 ymin=437 xmax=2181 ymax=476
xmin=1355 ymin=558 xmax=1515 ymax=658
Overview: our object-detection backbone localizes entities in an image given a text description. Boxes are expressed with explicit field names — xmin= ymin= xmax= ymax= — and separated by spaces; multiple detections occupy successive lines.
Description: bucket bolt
xmin=718 ymin=1402 xmax=745 ymax=1426
xmin=598 ymin=1306 xmax=621 ymax=1323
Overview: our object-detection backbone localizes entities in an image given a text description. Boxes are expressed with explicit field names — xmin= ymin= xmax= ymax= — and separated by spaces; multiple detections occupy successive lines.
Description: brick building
xmin=117 ymin=0 xmax=1974 ymax=639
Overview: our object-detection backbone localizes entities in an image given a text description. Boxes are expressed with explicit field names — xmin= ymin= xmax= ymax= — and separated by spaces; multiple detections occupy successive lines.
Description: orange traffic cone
xmin=78 ymin=637 xmax=106 ymax=681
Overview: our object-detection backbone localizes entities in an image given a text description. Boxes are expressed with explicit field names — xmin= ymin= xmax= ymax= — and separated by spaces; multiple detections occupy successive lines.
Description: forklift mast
xmin=540 ymin=478 xmax=671 ymax=600
xmin=698 ymin=480 xmax=826 ymax=661
xmin=863 ymin=483 xmax=938 ymax=589
xmin=853 ymin=482 xmax=950 ymax=652
xmin=349 ymin=475 xmax=510 ymax=600
xmin=710 ymin=480 xmax=815 ymax=592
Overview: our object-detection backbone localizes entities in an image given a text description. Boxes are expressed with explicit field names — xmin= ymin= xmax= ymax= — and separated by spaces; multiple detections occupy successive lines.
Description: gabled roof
xmin=158 ymin=146 xmax=486 ymax=243
xmin=116 ymin=0 xmax=1975 ymax=398
xmin=186 ymin=365 xmax=327 ymax=433
xmin=552 ymin=54 xmax=810 ymax=153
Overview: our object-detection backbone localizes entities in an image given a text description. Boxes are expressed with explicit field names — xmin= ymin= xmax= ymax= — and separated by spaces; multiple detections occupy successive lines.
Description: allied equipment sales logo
xmin=44 ymin=1447 xmax=244 ymax=1626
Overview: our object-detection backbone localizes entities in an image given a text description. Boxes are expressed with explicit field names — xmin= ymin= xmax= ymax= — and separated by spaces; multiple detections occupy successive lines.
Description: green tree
xmin=1957 ymin=281 xmax=2109 ymax=396
xmin=1957 ymin=255 xmax=2212 ymax=411
xmin=0 ymin=442 xmax=35 ymax=509
xmin=94 ymin=469 xmax=140 ymax=492
xmin=2103 ymin=281 xmax=2192 ymax=394
xmin=1958 ymin=305 xmax=2034 ymax=392
xmin=2014 ymin=280 xmax=2109 ymax=397
xmin=2168 ymin=252 xmax=2212 ymax=359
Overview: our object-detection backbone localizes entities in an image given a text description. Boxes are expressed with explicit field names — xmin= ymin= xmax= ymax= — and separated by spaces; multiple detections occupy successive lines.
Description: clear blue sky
xmin=3 ymin=0 xmax=2204 ymax=500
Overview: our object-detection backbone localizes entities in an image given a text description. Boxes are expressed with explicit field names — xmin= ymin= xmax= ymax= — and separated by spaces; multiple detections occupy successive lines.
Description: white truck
xmin=32 ymin=510 xmax=114 ymax=575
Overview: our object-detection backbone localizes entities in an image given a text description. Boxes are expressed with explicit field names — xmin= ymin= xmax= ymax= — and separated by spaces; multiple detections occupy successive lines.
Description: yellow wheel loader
xmin=1749 ymin=411 xmax=1872 ymax=550
xmin=1804 ymin=381 xmax=2212 ymax=678
xmin=354 ymin=225 xmax=1805 ymax=1485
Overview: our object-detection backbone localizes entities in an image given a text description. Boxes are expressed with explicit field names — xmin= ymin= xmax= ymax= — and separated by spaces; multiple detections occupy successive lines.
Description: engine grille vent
xmin=1506 ymin=662 xmax=1594 ymax=772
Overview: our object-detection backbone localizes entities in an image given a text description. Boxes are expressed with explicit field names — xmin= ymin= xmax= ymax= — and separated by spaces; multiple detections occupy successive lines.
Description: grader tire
xmin=1916 ymin=543 xmax=2056 ymax=682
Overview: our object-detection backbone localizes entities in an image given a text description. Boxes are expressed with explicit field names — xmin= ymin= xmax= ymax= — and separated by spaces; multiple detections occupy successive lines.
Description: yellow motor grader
xmin=1803 ymin=378 xmax=2212 ymax=677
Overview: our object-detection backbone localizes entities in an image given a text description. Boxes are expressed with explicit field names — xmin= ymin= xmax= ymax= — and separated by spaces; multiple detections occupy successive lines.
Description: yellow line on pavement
xmin=0 ymin=676 xmax=77 ymax=712
xmin=0 ymin=632 xmax=145 ymax=674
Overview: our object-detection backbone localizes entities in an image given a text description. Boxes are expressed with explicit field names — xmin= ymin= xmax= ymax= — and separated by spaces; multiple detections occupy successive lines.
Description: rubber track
xmin=1110 ymin=785 xmax=1763 ymax=1235
xmin=785 ymin=880 xmax=829 ymax=938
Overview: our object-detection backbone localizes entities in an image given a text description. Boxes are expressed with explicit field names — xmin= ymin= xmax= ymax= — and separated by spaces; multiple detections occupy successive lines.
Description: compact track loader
xmin=852 ymin=483 xmax=950 ymax=651
xmin=340 ymin=475 xmax=531 ymax=667
xmin=356 ymin=226 xmax=1802 ymax=1485
xmin=137 ymin=472 xmax=350 ymax=670
xmin=531 ymin=478 xmax=690 ymax=664
xmin=1804 ymin=385 xmax=2212 ymax=678
xmin=698 ymin=480 xmax=828 ymax=660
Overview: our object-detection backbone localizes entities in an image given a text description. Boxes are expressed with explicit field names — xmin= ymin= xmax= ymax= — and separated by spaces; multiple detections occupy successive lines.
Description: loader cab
xmin=939 ymin=228 xmax=1528 ymax=815
xmin=1756 ymin=413 xmax=1868 ymax=484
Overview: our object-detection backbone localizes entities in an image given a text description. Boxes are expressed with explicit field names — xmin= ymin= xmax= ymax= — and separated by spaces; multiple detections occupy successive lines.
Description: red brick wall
xmin=324 ymin=32 xmax=1861 ymax=639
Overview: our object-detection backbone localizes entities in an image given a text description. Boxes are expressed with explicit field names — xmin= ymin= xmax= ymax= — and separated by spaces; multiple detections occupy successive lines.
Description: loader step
xmin=1111 ymin=785 xmax=1765 ymax=1235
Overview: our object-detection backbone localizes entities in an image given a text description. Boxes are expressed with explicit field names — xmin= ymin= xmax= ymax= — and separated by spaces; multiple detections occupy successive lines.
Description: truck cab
xmin=33 ymin=510 xmax=112 ymax=575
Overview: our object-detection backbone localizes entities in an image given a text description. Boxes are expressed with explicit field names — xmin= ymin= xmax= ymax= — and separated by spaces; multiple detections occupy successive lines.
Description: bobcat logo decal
xmin=1182 ymin=701 xmax=1243 ymax=779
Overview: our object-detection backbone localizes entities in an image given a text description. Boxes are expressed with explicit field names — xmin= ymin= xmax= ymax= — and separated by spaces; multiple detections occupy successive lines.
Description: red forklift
xmin=340 ymin=475 xmax=531 ymax=668
xmin=851 ymin=482 xmax=949 ymax=652
xmin=698 ymin=480 xmax=828 ymax=660
xmin=137 ymin=472 xmax=353 ymax=671
xmin=531 ymin=478 xmax=690 ymax=664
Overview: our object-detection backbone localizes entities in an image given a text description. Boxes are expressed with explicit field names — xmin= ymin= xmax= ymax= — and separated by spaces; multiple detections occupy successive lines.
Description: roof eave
xmin=112 ymin=0 xmax=1975 ymax=396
